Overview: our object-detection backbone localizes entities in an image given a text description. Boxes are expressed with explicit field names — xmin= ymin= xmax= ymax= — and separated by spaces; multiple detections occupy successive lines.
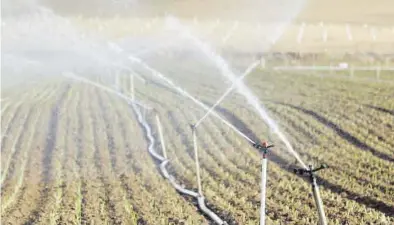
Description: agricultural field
xmin=1 ymin=57 xmax=393 ymax=224
xmin=2 ymin=0 xmax=394 ymax=225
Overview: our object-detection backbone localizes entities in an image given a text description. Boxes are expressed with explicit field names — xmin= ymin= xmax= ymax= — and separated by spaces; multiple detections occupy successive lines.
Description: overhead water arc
xmin=164 ymin=0 xmax=308 ymax=169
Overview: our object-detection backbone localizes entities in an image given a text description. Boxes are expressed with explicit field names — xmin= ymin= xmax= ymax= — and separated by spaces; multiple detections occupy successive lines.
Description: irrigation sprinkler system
xmin=122 ymin=56 xmax=274 ymax=224
xmin=190 ymin=72 xmax=328 ymax=225
xmin=60 ymin=18 xmax=332 ymax=224
xmin=64 ymin=46 xmax=331 ymax=224
xmin=185 ymin=57 xmax=276 ymax=225
xmin=123 ymin=47 xmax=331 ymax=223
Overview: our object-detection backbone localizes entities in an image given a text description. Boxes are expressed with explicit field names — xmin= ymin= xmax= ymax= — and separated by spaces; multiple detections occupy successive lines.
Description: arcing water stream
xmin=165 ymin=15 xmax=308 ymax=169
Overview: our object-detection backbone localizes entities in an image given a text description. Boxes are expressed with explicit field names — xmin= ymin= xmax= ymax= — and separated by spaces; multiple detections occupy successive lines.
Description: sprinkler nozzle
xmin=252 ymin=141 xmax=274 ymax=155
xmin=293 ymin=164 xmax=328 ymax=180
xmin=294 ymin=168 xmax=306 ymax=175
xmin=311 ymin=164 xmax=329 ymax=173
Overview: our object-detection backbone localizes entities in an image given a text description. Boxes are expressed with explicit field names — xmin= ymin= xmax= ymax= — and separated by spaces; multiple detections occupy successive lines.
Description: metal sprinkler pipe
xmin=260 ymin=156 xmax=267 ymax=225
xmin=191 ymin=125 xmax=203 ymax=196
xmin=294 ymin=164 xmax=328 ymax=225
xmin=155 ymin=113 xmax=167 ymax=159
xmin=252 ymin=141 xmax=274 ymax=225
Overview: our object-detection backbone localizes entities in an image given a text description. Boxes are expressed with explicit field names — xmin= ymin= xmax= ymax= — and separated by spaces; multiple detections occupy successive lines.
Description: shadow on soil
xmin=277 ymin=103 xmax=394 ymax=163
xmin=23 ymin=83 xmax=71 ymax=225
xmin=364 ymin=104 xmax=394 ymax=116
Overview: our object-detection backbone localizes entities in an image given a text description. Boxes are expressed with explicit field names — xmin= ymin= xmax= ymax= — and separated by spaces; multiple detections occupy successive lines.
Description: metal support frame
xmin=191 ymin=125 xmax=203 ymax=196
xmin=294 ymin=164 xmax=328 ymax=225
xmin=260 ymin=156 xmax=268 ymax=225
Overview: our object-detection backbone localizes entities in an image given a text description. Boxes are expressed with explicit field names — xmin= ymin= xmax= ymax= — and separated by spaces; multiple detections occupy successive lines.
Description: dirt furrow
xmin=57 ymin=84 xmax=85 ymax=225
xmin=70 ymin=83 xmax=88 ymax=224
xmin=33 ymin=83 xmax=73 ymax=225
xmin=79 ymin=85 xmax=141 ymax=224
xmin=90 ymin=88 xmax=132 ymax=225
xmin=1 ymin=84 xmax=57 ymax=175
xmin=103 ymin=92 xmax=153 ymax=224
xmin=68 ymin=85 xmax=112 ymax=225
xmin=0 ymin=88 xmax=43 ymax=133
xmin=89 ymin=102 xmax=118 ymax=225
xmin=0 ymin=108 xmax=42 ymax=213
xmin=0 ymin=85 xmax=57 ymax=216
xmin=0 ymin=91 xmax=32 ymax=125
xmin=42 ymin=83 xmax=72 ymax=183
xmin=0 ymin=101 xmax=11 ymax=117
xmin=43 ymin=84 xmax=73 ymax=225
xmin=56 ymin=86 xmax=83 ymax=225
xmin=1 ymin=104 xmax=36 ymax=186
xmin=1 ymin=100 xmax=28 ymax=153
xmin=0 ymin=91 xmax=54 ymax=224
xmin=21 ymin=83 xmax=71 ymax=224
